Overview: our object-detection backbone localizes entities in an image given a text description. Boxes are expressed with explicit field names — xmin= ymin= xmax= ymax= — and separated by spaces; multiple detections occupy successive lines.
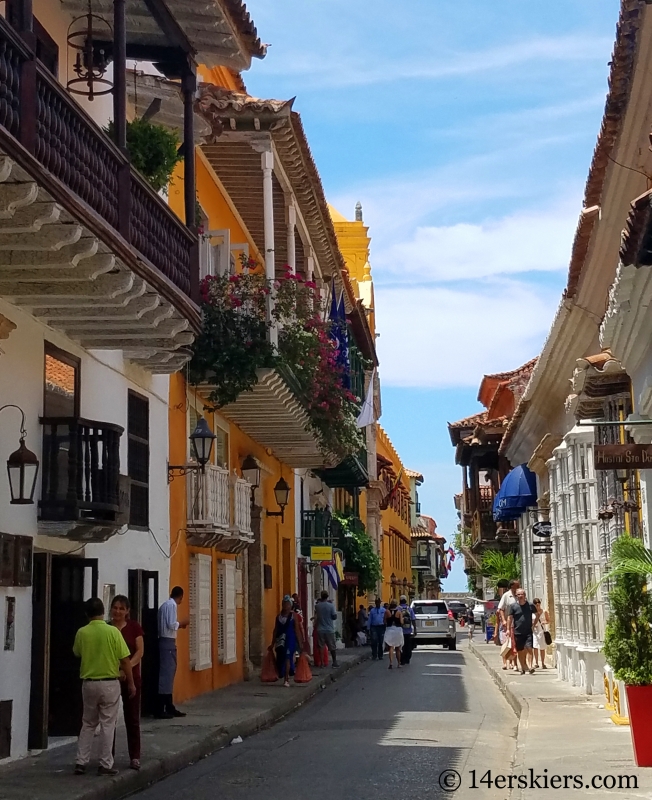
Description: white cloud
xmin=374 ymin=281 xmax=557 ymax=388
xmin=375 ymin=200 xmax=577 ymax=282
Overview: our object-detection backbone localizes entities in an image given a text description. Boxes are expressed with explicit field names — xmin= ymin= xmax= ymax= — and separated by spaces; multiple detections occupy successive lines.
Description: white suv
xmin=411 ymin=600 xmax=457 ymax=650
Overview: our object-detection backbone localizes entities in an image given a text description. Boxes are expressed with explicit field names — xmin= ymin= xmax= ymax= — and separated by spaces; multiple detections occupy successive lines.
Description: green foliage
xmin=334 ymin=512 xmax=382 ymax=596
xmin=587 ymin=535 xmax=652 ymax=686
xmin=481 ymin=550 xmax=520 ymax=591
xmin=106 ymin=118 xmax=182 ymax=193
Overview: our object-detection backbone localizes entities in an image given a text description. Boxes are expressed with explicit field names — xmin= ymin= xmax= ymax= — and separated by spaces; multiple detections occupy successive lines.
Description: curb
xmin=468 ymin=641 xmax=529 ymax=778
xmin=71 ymin=652 xmax=370 ymax=800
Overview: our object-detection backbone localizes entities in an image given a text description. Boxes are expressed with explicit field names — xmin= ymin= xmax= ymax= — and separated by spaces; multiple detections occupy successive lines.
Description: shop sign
xmin=310 ymin=545 xmax=333 ymax=563
xmin=340 ymin=571 xmax=359 ymax=586
xmin=594 ymin=444 xmax=652 ymax=470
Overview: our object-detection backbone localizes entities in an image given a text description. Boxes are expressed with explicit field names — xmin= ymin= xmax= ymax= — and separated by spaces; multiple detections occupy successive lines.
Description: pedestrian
xmin=270 ymin=595 xmax=304 ymax=687
xmin=73 ymin=597 xmax=136 ymax=776
xmin=367 ymin=597 xmax=386 ymax=660
xmin=314 ymin=590 xmax=338 ymax=667
xmin=357 ymin=604 xmax=368 ymax=632
xmin=157 ymin=586 xmax=189 ymax=719
xmin=383 ymin=599 xmax=404 ymax=669
xmin=109 ymin=595 xmax=144 ymax=771
xmin=466 ymin=607 xmax=475 ymax=639
xmin=507 ymin=589 xmax=536 ymax=675
xmin=398 ymin=595 xmax=416 ymax=665
xmin=498 ymin=579 xmax=519 ymax=670
xmin=532 ymin=598 xmax=550 ymax=669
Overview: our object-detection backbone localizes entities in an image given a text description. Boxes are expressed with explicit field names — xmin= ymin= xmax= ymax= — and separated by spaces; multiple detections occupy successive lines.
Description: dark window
xmin=44 ymin=344 xmax=79 ymax=418
xmin=0 ymin=699 xmax=12 ymax=759
xmin=128 ymin=391 xmax=149 ymax=528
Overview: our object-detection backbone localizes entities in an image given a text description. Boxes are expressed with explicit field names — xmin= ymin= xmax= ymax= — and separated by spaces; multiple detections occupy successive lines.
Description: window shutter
xmin=217 ymin=559 xmax=237 ymax=664
xmin=190 ymin=554 xmax=212 ymax=671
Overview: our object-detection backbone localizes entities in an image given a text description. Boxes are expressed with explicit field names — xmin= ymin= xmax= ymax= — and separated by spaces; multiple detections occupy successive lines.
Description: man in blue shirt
xmin=157 ymin=586 xmax=188 ymax=719
xmin=398 ymin=595 xmax=416 ymax=665
xmin=367 ymin=597 xmax=386 ymax=660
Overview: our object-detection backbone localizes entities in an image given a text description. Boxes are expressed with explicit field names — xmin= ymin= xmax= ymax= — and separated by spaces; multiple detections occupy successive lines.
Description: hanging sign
xmin=594 ymin=444 xmax=652 ymax=470
xmin=340 ymin=571 xmax=359 ymax=586
xmin=311 ymin=546 xmax=334 ymax=563
xmin=532 ymin=521 xmax=552 ymax=538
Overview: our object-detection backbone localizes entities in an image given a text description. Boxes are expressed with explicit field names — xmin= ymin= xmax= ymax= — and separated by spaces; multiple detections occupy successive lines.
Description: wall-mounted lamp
xmin=0 ymin=404 xmax=39 ymax=504
xmin=168 ymin=419 xmax=216 ymax=482
xmin=266 ymin=476 xmax=291 ymax=522
xmin=241 ymin=454 xmax=261 ymax=489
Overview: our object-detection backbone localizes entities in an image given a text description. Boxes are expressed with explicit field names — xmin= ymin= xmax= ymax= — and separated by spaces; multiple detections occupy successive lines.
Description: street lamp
xmin=0 ymin=404 xmax=39 ymax=505
xmin=266 ymin=476 xmax=291 ymax=522
xmin=168 ymin=418 xmax=216 ymax=481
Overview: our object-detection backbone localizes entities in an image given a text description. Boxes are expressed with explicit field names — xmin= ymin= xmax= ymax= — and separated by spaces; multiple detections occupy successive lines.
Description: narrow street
xmin=134 ymin=637 xmax=516 ymax=800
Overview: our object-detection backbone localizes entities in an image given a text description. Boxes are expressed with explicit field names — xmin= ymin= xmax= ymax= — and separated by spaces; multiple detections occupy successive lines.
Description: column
xmin=286 ymin=200 xmax=296 ymax=274
xmin=113 ymin=0 xmax=127 ymax=151
xmin=182 ymin=67 xmax=197 ymax=229
xmin=260 ymin=147 xmax=277 ymax=347
xmin=247 ymin=505 xmax=266 ymax=667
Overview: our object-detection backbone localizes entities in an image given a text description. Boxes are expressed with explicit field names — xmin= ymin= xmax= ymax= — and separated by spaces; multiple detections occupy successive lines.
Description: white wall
xmin=0 ymin=298 xmax=170 ymax=759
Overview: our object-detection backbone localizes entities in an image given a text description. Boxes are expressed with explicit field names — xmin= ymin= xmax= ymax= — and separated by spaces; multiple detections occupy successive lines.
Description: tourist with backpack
xmin=398 ymin=595 xmax=416 ymax=665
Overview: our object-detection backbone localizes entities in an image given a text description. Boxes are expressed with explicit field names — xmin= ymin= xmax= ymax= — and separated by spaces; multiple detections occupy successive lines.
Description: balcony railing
xmin=301 ymin=509 xmax=333 ymax=557
xmin=188 ymin=465 xmax=230 ymax=530
xmin=233 ymin=477 xmax=252 ymax=535
xmin=39 ymin=417 xmax=123 ymax=523
xmin=411 ymin=554 xmax=430 ymax=569
xmin=0 ymin=17 xmax=196 ymax=299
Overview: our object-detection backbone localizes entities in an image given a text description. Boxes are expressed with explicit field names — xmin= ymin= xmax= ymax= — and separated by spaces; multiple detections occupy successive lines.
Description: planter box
xmin=625 ymin=685 xmax=652 ymax=767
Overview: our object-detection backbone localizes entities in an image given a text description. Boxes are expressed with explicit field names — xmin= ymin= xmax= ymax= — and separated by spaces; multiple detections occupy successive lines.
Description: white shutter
xmin=190 ymin=554 xmax=212 ymax=671
xmin=217 ymin=559 xmax=238 ymax=664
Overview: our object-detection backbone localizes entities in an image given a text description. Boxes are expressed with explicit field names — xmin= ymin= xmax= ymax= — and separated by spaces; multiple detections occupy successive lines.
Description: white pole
xmin=287 ymin=201 xmax=297 ymax=275
xmin=261 ymin=149 xmax=277 ymax=347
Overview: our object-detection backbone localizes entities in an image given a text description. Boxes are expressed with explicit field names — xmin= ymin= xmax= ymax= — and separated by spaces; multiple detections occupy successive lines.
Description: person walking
xmin=466 ymin=607 xmax=476 ymax=639
xmin=507 ymin=589 xmax=536 ymax=675
xmin=398 ymin=595 xmax=416 ymax=665
xmin=73 ymin=597 xmax=136 ymax=776
xmin=532 ymin=598 xmax=550 ymax=669
xmin=157 ymin=586 xmax=188 ymax=719
xmin=270 ymin=595 xmax=304 ymax=687
xmin=383 ymin=600 xmax=404 ymax=669
xmin=109 ymin=595 xmax=144 ymax=771
xmin=367 ymin=597 xmax=386 ymax=660
xmin=498 ymin=579 xmax=519 ymax=670
xmin=314 ymin=590 xmax=338 ymax=667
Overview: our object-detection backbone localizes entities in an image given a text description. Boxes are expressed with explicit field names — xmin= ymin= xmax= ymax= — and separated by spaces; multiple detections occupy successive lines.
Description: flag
xmin=335 ymin=552 xmax=344 ymax=581
xmin=381 ymin=466 xmax=403 ymax=510
xmin=356 ymin=369 xmax=375 ymax=428
xmin=337 ymin=292 xmax=350 ymax=387
xmin=448 ymin=547 xmax=456 ymax=563
xmin=324 ymin=563 xmax=339 ymax=590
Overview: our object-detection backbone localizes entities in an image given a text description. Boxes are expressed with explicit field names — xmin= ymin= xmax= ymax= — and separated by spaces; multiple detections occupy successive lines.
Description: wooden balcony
xmin=0 ymin=17 xmax=198 ymax=372
xmin=38 ymin=416 xmax=124 ymax=541
xmin=300 ymin=509 xmax=333 ymax=558
xmin=186 ymin=466 xmax=254 ymax=553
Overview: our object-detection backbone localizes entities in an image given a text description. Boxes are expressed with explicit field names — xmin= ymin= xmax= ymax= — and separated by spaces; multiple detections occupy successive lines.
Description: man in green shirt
xmin=73 ymin=597 xmax=136 ymax=776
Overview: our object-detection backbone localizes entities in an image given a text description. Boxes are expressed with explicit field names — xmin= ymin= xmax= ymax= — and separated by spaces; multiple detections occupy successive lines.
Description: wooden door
xmin=128 ymin=569 xmax=159 ymax=716
xmin=48 ymin=556 xmax=98 ymax=736
xmin=28 ymin=553 xmax=51 ymax=750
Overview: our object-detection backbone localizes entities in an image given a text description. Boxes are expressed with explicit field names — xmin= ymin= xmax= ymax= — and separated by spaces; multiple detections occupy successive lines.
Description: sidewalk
xmin=468 ymin=639 xmax=649 ymax=798
xmin=0 ymin=651 xmax=369 ymax=800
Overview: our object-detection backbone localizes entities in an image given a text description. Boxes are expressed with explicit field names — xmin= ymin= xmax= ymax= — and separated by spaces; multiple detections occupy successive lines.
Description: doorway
xmin=28 ymin=554 xmax=98 ymax=748
xmin=128 ymin=569 xmax=159 ymax=716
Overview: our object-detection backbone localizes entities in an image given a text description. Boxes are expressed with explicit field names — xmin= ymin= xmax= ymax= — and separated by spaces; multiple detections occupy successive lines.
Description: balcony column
xmin=113 ymin=0 xmax=127 ymax=151
xmin=286 ymin=199 xmax=296 ymax=274
xmin=258 ymin=144 xmax=277 ymax=346
xmin=182 ymin=66 xmax=197 ymax=229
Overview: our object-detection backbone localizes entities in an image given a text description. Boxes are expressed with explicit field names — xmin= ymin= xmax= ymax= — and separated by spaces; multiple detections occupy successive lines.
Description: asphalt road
xmin=135 ymin=635 xmax=517 ymax=800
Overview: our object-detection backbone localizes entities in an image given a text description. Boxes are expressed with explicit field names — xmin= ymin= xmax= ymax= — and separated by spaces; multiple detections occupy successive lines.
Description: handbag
xmin=294 ymin=652 xmax=312 ymax=684
xmin=261 ymin=650 xmax=279 ymax=682
xmin=544 ymin=630 xmax=552 ymax=646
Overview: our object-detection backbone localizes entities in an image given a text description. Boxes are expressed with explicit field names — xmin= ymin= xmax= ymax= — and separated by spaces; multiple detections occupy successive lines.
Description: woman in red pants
xmin=110 ymin=595 xmax=144 ymax=770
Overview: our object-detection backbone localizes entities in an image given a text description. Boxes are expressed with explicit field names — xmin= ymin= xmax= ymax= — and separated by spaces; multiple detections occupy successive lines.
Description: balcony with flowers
xmin=188 ymin=260 xmax=365 ymax=469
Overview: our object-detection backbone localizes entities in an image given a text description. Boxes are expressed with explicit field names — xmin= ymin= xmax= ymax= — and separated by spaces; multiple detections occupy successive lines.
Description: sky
xmin=244 ymin=0 xmax=621 ymax=591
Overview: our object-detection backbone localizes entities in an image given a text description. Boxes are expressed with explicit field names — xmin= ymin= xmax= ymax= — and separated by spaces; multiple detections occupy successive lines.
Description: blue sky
xmin=245 ymin=0 xmax=620 ymax=590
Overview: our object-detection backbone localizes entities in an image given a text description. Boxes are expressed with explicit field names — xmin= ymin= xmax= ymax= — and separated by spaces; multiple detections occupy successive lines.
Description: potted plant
xmin=587 ymin=534 xmax=652 ymax=766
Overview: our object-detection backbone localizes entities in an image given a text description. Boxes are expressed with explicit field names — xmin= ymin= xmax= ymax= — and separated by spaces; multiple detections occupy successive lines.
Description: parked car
xmin=447 ymin=601 xmax=468 ymax=620
xmin=472 ymin=602 xmax=485 ymax=625
xmin=411 ymin=600 xmax=457 ymax=650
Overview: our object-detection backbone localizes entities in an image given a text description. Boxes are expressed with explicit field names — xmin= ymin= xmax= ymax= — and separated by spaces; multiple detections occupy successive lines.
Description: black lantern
xmin=241 ymin=455 xmax=261 ymax=489
xmin=266 ymin=476 xmax=291 ymax=522
xmin=189 ymin=418 xmax=216 ymax=467
xmin=1 ymin=405 xmax=39 ymax=505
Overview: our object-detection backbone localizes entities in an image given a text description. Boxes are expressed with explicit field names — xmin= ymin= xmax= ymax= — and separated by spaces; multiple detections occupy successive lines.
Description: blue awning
xmin=493 ymin=464 xmax=537 ymax=521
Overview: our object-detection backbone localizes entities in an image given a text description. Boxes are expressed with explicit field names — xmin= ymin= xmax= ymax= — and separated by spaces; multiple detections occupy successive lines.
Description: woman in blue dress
xmin=269 ymin=595 xmax=304 ymax=687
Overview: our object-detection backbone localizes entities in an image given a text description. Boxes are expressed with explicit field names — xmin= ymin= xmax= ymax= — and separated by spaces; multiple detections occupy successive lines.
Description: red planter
xmin=625 ymin=685 xmax=652 ymax=767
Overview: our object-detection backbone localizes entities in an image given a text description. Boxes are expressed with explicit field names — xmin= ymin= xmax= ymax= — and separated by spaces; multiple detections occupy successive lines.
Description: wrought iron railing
xmin=40 ymin=417 xmax=123 ymax=522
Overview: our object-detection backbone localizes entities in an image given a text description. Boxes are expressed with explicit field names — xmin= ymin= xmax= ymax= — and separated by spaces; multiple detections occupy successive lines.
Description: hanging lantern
xmin=7 ymin=438 xmax=39 ymax=505
xmin=67 ymin=0 xmax=113 ymax=100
